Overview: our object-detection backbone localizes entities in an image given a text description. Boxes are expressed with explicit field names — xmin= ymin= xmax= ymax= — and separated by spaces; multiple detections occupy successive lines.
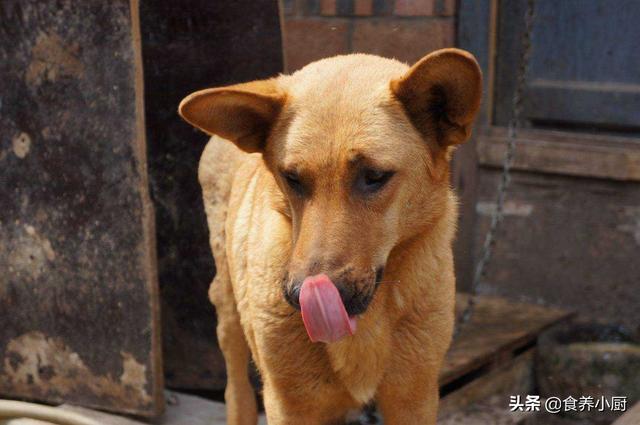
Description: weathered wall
xmin=474 ymin=169 xmax=640 ymax=329
xmin=282 ymin=0 xmax=456 ymax=71
xmin=0 ymin=0 xmax=162 ymax=416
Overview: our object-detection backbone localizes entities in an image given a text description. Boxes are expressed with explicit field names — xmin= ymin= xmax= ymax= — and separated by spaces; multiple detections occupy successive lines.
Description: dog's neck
xmin=323 ymin=199 xmax=457 ymax=403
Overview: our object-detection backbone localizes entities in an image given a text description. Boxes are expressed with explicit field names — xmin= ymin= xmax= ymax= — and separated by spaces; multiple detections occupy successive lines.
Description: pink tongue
xmin=299 ymin=274 xmax=357 ymax=343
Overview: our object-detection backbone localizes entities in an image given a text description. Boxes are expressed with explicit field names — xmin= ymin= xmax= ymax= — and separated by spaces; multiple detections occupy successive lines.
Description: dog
xmin=178 ymin=48 xmax=481 ymax=424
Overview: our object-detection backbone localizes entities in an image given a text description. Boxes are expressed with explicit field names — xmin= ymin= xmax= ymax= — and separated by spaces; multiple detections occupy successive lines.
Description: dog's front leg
xmin=376 ymin=369 xmax=440 ymax=425
xmin=375 ymin=310 xmax=452 ymax=425
xmin=209 ymin=276 xmax=257 ymax=425
xmin=262 ymin=391 xmax=318 ymax=425
xmin=262 ymin=382 xmax=341 ymax=425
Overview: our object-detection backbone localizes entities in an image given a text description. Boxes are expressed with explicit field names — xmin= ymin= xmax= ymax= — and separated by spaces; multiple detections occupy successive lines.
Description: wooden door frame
xmin=453 ymin=0 xmax=498 ymax=291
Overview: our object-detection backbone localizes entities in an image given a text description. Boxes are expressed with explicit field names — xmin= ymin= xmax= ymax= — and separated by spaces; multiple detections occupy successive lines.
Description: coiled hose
xmin=0 ymin=400 xmax=101 ymax=425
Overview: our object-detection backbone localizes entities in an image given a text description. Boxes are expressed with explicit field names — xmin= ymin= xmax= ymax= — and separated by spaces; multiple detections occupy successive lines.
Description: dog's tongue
xmin=299 ymin=274 xmax=357 ymax=343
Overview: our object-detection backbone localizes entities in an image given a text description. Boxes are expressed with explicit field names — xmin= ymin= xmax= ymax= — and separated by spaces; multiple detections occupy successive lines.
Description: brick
xmin=394 ymin=0 xmax=435 ymax=16
xmin=321 ymin=0 xmax=337 ymax=15
xmin=295 ymin=0 xmax=320 ymax=15
xmin=336 ymin=0 xmax=354 ymax=14
xmin=435 ymin=0 xmax=456 ymax=16
xmin=372 ymin=0 xmax=395 ymax=15
xmin=282 ymin=0 xmax=296 ymax=15
xmin=320 ymin=0 xmax=366 ymax=16
xmin=354 ymin=0 xmax=374 ymax=16
xmin=283 ymin=18 xmax=350 ymax=72
xmin=351 ymin=18 xmax=455 ymax=64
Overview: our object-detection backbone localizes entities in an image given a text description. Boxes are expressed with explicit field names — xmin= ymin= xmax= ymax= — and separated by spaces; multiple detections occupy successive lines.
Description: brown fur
xmin=179 ymin=48 xmax=482 ymax=424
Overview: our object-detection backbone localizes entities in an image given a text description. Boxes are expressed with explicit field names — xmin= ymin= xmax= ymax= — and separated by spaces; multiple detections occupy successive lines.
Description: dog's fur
xmin=179 ymin=49 xmax=482 ymax=424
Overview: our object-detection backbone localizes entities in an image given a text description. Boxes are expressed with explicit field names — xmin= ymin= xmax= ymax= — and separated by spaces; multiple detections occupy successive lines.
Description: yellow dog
xmin=179 ymin=48 xmax=481 ymax=424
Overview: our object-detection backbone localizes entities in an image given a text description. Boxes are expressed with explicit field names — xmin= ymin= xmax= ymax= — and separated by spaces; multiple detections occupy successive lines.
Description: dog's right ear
xmin=391 ymin=48 xmax=482 ymax=148
xmin=178 ymin=79 xmax=286 ymax=153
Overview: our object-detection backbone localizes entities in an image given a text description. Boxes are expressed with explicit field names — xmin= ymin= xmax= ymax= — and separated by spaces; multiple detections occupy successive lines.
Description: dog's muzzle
xmin=282 ymin=267 xmax=384 ymax=316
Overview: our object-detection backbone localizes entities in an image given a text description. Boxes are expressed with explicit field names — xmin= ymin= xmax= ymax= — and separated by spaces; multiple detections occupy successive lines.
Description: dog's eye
xmin=282 ymin=171 xmax=304 ymax=195
xmin=358 ymin=168 xmax=395 ymax=194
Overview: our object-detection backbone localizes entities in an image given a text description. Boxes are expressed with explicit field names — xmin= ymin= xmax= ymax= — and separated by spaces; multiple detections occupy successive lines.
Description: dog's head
xmin=180 ymin=49 xmax=481 ymax=317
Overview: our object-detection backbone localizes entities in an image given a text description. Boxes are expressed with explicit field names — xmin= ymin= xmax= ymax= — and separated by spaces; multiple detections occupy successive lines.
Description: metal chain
xmin=455 ymin=0 xmax=536 ymax=337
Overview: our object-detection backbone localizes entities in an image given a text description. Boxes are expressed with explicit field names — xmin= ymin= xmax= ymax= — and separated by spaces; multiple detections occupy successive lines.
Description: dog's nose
xmin=283 ymin=277 xmax=375 ymax=316
xmin=337 ymin=284 xmax=373 ymax=316
xmin=284 ymin=284 xmax=302 ymax=310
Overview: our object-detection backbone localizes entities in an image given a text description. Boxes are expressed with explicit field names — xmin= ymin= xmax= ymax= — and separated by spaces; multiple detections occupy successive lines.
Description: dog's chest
xmin=326 ymin=328 xmax=391 ymax=404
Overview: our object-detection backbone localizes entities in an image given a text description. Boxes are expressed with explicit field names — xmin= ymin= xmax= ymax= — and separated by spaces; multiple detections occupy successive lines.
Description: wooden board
xmin=442 ymin=294 xmax=572 ymax=386
xmin=478 ymin=127 xmax=640 ymax=181
xmin=453 ymin=0 xmax=496 ymax=292
xmin=473 ymin=169 xmax=640 ymax=331
xmin=0 ymin=0 xmax=162 ymax=417
xmin=439 ymin=350 xmax=535 ymax=418
xmin=138 ymin=0 xmax=284 ymax=390
xmin=494 ymin=0 xmax=640 ymax=132
xmin=439 ymin=399 xmax=534 ymax=425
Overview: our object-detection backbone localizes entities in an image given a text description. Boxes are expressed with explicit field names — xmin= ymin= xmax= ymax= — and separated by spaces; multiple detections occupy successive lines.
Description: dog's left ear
xmin=178 ymin=78 xmax=285 ymax=153
xmin=391 ymin=48 xmax=482 ymax=147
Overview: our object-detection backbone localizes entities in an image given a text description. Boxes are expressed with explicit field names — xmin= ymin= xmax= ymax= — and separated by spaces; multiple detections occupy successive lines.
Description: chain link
xmin=455 ymin=0 xmax=536 ymax=336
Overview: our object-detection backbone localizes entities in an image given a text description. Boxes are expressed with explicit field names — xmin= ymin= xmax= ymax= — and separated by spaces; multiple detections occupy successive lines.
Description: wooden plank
xmin=494 ymin=0 xmax=640 ymax=131
xmin=478 ymin=127 xmax=640 ymax=181
xmin=450 ymin=130 xmax=481 ymax=292
xmin=492 ymin=0 xmax=529 ymax=127
xmin=0 ymin=0 xmax=162 ymax=417
xmin=453 ymin=0 xmax=497 ymax=291
xmin=439 ymin=349 xmax=535 ymax=418
xmin=473 ymin=169 xmax=640 ymax=331
xmin=138 ymin=0 xmax=284 ymax=390
xmin=523 ymin=1 xmax=640 ymax=130
xmin=525 ymin=1 xmax=640 ymax=85
xmin=439 ymin=398 xmax=534 ymax=425
xmin=457 ymin=0 xmax=495 ymax=127
xmin=526 ymin=79 xmax=640 ymax=128
xmin=441 ymin=294 xmax=571 ymax=386
xmin=613 ymin=401 xmax=640 ymax=425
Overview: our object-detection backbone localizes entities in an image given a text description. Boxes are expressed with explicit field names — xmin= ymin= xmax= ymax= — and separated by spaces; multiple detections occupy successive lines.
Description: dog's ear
xmin=391 ymin=48 xmax=482 ymax=147
xmin=178 ymin=79 xmax=285 ymax=153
